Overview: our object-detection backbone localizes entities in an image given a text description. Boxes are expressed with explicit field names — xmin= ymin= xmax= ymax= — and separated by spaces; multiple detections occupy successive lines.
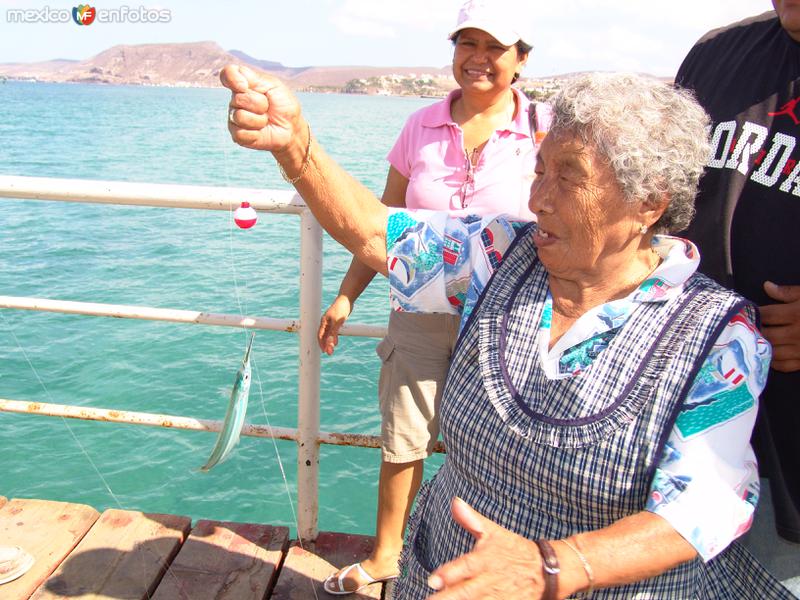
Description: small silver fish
xmin=200 ymin=333 xmax=254 ymax=472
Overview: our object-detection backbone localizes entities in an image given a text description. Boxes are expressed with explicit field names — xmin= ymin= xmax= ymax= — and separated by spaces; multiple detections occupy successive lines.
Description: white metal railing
xmin=0 ymin=296 xmax=386 ymax=337
xmin=0 ymin=174 xmax=405 ymax=542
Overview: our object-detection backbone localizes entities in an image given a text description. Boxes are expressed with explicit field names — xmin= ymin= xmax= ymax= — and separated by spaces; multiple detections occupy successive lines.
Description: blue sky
xmin=0 ymin=0 xmax=772 ymax=76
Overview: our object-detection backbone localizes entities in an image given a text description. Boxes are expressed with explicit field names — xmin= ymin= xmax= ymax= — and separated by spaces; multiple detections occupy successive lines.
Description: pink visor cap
xmin=449 ymin=0 xmax=534 ymax=47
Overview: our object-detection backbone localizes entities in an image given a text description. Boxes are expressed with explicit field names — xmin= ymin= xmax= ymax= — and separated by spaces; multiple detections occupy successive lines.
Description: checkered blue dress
xmin=394 ymin=228 xmax=791 ymax=599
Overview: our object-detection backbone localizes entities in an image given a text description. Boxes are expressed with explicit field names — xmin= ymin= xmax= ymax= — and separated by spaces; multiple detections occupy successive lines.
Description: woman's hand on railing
xmin=220 ymin=65 xmax=302 ymax=154
xmin=318 ymin=295 xmax=353 ymax=356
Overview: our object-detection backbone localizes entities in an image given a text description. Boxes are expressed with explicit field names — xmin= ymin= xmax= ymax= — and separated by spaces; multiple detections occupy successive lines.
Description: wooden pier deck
xmin=0 ymin=496 xmax=389 ymax=600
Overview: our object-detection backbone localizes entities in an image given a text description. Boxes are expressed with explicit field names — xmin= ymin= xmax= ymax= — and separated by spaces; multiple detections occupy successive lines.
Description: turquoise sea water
xmin=0 ymin=81 xmax=441 ymax=536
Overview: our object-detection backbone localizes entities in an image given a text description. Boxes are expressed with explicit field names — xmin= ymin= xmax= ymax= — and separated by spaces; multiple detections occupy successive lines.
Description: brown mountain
xmin=0 ymin=41 xmax=241 ymax=87
xmin=0 ymin=41 xmax=453 ymax=90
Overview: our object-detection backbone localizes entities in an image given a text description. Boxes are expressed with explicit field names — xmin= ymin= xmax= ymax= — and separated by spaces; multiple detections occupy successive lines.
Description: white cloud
xmin=528 ymin=0 xmax=768 ymax=75
xmin=613 ymin=0 xmax=770 ymax=31
xmin=330 ymin=13 xmax=398 ymax=38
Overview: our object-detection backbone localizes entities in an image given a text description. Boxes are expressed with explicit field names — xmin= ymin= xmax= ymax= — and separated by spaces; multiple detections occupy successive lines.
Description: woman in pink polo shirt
xmin=320 ymin=1 xmax=547 ymax=594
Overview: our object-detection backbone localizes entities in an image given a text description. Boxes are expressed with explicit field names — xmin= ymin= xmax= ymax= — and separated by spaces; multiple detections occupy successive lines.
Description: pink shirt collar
xmin=420 ymin=87 xmax=532 ymax=138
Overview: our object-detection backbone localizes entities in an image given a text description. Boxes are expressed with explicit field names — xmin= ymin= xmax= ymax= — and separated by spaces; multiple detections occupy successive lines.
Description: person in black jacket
xmin=676 ymin=2 xmax=800 ymax=594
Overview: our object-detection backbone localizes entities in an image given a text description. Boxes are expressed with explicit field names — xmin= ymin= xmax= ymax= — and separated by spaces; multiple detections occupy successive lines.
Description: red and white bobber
xmin=234 ymin=202 xmax=258 ymax=229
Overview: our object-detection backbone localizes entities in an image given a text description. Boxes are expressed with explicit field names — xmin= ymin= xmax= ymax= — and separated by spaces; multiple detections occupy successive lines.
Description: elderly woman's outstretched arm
xmin=221 ymin=65 xmax=389 ymax=276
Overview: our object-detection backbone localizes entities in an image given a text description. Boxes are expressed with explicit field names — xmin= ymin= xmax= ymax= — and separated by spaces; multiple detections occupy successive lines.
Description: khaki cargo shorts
xmin=376 ymin=310 xmax=460 ymax=463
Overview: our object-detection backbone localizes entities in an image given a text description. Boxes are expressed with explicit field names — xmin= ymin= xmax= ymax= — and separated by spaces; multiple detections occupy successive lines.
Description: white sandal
xmin=323 ymin=562 xmax=397 ymax=596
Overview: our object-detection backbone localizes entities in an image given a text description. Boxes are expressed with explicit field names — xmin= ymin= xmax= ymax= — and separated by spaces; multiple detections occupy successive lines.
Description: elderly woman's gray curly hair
xmin=546 ymin=73 xmax=711 ymax=233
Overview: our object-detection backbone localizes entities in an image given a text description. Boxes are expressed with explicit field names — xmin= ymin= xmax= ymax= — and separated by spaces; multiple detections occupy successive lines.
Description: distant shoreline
xmin=0 ymin=77 xmax=452 ymax=98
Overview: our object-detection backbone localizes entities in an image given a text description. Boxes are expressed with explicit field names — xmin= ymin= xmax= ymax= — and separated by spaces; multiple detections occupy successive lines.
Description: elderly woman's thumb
xmin=451 ymin=497 xmax=490 ymax=539
xmin=220 ymin=65 xmax=250 ymax=93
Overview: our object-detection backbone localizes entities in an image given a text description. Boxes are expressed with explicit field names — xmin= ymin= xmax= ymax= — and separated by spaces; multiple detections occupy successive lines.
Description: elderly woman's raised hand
xmin=220 ymin=65 xmax=302 ymax=153
xmin=427 ymin=498 xmax=546 ymax=599
xmin=221 ymin=64 xmax=390 ymax=277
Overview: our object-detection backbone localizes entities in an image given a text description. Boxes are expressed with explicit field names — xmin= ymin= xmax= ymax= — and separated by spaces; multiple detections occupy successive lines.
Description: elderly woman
xmin=222 ymin=67 xmax=791 ymax=598
xmin=316 ymin=0 xmax=544 ymax=592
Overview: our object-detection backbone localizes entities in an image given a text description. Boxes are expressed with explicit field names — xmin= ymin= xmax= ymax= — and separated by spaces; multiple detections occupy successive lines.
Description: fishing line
xmin=252 ymin=357 xmax=320 ymax=600
xmin=222 ymin=115 xmax=321 ymax=600
xmin=0 ymin=311 xmax=124 ymax=510
xmin=227 ymin=190 xmax=248 ymax=326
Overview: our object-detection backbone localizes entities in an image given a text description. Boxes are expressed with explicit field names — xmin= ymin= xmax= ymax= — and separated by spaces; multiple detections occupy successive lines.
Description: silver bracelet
xmin=561 ymin=538 xmax=594 ymax=599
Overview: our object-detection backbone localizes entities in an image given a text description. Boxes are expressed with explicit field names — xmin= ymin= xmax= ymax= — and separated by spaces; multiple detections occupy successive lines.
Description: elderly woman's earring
xmin=639 ymin=225 xmax=648 ymax=234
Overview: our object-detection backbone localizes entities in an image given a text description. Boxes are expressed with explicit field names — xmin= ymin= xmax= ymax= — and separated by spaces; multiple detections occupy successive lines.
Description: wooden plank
xmin=0 ymin=498 xmax=99 ymax=599
xmin=271 ymin=532 xmax=382 ymax=599
xmin=30 ymin=509 xmax=191 ymax=600
xmin=150 ymin=520 xmax=289 ymax=600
